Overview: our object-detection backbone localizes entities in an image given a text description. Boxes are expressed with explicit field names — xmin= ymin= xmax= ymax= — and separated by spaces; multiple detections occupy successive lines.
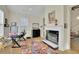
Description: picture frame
xmin=32 ymin=23 xmax=39 ymax=29
xmin=48 ymin=10 xmax=55 ymax=23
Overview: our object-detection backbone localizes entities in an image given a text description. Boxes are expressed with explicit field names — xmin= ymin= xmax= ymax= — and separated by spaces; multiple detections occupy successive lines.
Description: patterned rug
xmin=19 ymin=39 xmax=60 ymax=54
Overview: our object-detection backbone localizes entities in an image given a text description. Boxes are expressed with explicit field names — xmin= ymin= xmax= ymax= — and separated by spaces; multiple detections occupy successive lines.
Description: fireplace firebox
xmin=46 ymin=30 xmax=59 ymax=44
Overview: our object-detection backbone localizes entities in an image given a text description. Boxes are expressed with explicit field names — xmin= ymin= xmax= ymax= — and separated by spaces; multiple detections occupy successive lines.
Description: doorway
xmin=70 ymin=5 xmax=79 ymax=51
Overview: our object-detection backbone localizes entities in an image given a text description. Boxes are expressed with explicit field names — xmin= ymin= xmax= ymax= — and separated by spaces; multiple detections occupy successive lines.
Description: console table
xmin=32 ymin=29 xmax=40 ymax=37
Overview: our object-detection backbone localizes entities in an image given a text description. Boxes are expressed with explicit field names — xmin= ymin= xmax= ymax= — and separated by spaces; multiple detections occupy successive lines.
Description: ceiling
xmin=6 ymin=5 xmax=45 ymax=16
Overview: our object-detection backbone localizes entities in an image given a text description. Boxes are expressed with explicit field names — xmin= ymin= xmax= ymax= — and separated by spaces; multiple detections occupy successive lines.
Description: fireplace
xmin=46 ymin=30 xmax=59 ymax=44
xmin=43 ymin=26 xmax=64 ymax=50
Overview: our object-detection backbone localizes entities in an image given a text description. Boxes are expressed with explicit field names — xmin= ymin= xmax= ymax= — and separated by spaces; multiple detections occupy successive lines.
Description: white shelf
xmin=43 ymin=39 xmax=58 ymax=48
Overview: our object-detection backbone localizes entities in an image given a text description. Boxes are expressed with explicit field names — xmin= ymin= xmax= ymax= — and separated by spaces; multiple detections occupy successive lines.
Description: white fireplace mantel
xmin=43 ymin=26 xmax=65 ymax=51
xmin=45 ymin=26 xmax=62 ymax=31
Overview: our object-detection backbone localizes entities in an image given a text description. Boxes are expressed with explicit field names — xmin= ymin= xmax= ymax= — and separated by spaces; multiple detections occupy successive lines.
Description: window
xmin=0 ymin=10 xmax=4 ymax=36
xmin=18 ymin=16 xmax=28 ymax=34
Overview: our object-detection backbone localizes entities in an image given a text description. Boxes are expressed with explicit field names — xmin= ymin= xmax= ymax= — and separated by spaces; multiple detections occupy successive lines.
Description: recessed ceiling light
xmin=29 ymin=8 xmax=32 ymax=11
xmin=76 ymin=16 xmax=79 ymax=20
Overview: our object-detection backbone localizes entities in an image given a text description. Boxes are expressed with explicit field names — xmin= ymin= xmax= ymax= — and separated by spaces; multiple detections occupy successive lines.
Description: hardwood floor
xmin=0 ymin=37 xmax=79 ymax=54
xmin=61 ymin=38 xmax=79 ymax=54
xmin=0 ymin=47 xmax=21 ymax=54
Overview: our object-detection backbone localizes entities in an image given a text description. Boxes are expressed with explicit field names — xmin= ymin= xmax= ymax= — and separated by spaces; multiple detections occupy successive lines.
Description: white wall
xmin=28 ymin=15 xmax=44 ymax=37
xmin=8 ymin=12 xmax=29 ymax=34
xmin=8 ymin=12 xmax=21 ymax=26
xmin=44 ymin=6 xmax=64 ymax=27
xmin=64 ymin=5 xmax=72 ymax=50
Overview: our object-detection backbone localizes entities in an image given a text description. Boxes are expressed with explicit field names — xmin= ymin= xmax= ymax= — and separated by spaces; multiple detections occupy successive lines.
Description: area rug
xmin=19 ymin=39 xmax=60 ymax=54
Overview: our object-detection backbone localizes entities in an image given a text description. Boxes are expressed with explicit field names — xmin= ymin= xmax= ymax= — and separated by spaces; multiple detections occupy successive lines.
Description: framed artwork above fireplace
xmin=48 ymin=10 xmax=55 ymax=24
